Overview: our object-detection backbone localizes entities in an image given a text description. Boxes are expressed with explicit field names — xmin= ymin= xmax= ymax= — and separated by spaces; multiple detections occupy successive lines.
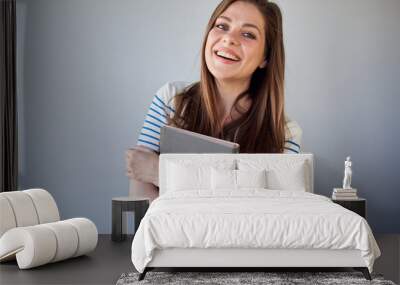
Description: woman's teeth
xmin=216 ymin=50 xmax=240 ymax=61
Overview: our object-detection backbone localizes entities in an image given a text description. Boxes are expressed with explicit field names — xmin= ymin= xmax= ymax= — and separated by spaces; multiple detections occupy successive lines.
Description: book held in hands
xmin=159 ymin=125 xmax=240 ymax=154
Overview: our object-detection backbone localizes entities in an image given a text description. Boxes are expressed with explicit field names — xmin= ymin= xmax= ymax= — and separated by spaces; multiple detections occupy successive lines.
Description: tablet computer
xmin=159 ymin=125 xmax=240 ymax=154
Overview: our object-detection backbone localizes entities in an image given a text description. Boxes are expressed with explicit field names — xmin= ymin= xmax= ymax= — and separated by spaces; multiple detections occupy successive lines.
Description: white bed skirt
xmin=147 ymin=248 xmax=366 ymax=268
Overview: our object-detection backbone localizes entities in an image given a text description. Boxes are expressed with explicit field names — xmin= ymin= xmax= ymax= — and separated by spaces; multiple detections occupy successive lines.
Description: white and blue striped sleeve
xmin=284 ymin=118 xmax=303 ymax=154
xmin=136 ymin=83 xmax=176 ymax=152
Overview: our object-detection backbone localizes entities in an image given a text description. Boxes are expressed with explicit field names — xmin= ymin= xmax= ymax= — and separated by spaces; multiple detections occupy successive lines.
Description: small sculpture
xmin=342 ymin=156 xmax=352 ymax=189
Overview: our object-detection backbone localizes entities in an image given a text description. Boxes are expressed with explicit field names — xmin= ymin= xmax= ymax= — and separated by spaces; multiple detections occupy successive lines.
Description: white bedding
xmin=131 ymin=189 xmax=380 ymax=273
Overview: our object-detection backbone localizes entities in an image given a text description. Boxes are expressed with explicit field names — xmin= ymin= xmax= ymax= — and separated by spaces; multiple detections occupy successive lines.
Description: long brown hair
xmin=168 ymin=0 xmax=286 ymax=153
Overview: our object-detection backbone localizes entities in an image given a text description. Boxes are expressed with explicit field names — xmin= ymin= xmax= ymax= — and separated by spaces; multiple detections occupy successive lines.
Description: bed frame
xmin=139 ymin=248 xmax=371 ymax=280
xmin=138 ymin=154 xmax=372 ymax=281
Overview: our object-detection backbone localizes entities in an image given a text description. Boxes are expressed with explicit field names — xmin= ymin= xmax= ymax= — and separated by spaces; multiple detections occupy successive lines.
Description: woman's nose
xmin=222 ymin=31 xmax=240 ymax=45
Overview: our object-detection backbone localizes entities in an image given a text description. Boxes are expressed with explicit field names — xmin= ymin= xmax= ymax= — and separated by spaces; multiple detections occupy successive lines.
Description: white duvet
xmin=131 ymin=189 xmax=380 ymax=273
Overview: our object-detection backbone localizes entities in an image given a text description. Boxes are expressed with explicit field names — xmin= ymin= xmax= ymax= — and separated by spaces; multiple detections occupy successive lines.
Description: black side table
xmin=332 ymin=198 xmax=366 ymax=219
xmin=112 ymin=197 xmax=149 ymax=242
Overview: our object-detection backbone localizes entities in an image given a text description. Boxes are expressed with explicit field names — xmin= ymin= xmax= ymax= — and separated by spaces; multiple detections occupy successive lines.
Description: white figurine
xmin=342 ymin=156 xmax=352 ymax=189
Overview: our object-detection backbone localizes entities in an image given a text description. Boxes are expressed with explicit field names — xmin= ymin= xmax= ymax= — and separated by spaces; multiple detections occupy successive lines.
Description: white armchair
xmin=0 ymin=188 xmax=98 ymax=269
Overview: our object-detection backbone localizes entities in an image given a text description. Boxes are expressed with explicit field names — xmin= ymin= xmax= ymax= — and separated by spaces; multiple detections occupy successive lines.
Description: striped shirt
xmin=137 ymin=81 xmax=303 ymax=154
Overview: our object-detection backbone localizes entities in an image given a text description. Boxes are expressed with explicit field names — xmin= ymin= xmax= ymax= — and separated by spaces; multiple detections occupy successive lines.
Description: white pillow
xmin=266 ymin=162 xmax=307 ymax=191
xmin=237 ymin=169 xmax=267 ymax=188
xmin=237 ymin=159 xmax=309 ymax=191
xmin=167 ymin=162 xmax=210 ymax=191
xmin=211 ymin=168 xmax=236 ymax=190
xmin=166 ymin=159 xmax=236 ymax=192
xmin=211 ymin=168 xmax=267 ymax=190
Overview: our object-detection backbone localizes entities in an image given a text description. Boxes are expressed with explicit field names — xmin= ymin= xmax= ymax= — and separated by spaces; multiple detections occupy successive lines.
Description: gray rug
xmin=116 ymin=271 xmax=396 ymax=285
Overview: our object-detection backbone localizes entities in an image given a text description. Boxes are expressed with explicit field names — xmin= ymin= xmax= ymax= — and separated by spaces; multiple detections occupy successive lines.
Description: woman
xmin=126 ymin=0 xmax=302 ymax=201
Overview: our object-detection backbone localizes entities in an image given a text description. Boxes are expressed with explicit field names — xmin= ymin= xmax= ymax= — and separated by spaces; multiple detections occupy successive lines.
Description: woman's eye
xmin=215 ymin=23 xmax=227 ymax=30
xmin=214 ymin=24 xmax=256 ymax=40
xmin=243 ymin=32 xmax=256 ymax=40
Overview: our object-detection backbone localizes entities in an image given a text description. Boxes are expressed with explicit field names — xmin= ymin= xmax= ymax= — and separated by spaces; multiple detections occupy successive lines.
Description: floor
xmin=0 ymin=234 xmax=399 ymax=285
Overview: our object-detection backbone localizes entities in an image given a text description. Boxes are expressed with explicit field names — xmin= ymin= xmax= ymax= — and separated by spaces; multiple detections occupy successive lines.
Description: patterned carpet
xmin=116 ymin=271 xmax=396 ymax=285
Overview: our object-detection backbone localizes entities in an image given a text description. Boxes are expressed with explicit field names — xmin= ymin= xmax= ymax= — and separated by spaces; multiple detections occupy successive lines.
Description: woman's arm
xmin=125 ymin=146 xmax=159 ymax=186
xmin=126 ymin=145 xmax=160 ymax=202
xmin=126 ymin=85 xmax=172 ymax=184
xmin=129 ymin=178 xmax=159 ymax=203
xmin=126 ymin=82 xmax=179 ymax=199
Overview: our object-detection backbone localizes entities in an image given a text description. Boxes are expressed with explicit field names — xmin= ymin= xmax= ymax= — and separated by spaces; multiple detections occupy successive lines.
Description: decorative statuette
xmin=342 ymin=156 xmax=352 ymax=189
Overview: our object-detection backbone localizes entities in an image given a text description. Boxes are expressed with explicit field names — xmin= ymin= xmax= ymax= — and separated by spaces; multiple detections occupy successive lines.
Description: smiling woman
xmin=126 ymin=0 xmax=302 ymax=196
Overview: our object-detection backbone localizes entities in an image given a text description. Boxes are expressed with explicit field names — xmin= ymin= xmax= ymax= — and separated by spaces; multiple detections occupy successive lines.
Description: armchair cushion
xmin=0 ymin=189 xmax=97 ymax=269
xmin=0 ymin=218 xmax=97 ymax=269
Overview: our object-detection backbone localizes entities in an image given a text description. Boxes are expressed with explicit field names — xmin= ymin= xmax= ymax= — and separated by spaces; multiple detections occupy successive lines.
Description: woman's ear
xmin=259 ymin=59 xmax=267 ymax=69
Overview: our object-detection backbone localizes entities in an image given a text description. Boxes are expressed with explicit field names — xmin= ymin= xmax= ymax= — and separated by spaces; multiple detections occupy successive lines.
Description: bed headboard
xmin=159 ymin=153 xmax=314 ymax=194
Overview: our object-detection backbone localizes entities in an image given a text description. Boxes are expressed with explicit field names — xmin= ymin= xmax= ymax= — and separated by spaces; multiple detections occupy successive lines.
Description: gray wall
xmin=16 ymin=0 xmax=400 ymax=233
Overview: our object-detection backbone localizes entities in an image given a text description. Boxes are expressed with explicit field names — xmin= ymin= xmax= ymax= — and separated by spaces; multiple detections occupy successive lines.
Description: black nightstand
xmin=332 ymin=198 xmax=366 ymax=219
xmin=111 ymin=197 xmax=149 ymax=242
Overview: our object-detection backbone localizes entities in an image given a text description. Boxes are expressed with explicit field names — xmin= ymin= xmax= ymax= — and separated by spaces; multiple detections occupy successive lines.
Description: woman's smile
xmin=214 ymin=48 xmax=240 ymax=64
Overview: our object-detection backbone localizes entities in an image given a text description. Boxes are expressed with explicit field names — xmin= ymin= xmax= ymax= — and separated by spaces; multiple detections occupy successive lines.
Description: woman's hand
xmin=125 ymin=146 xmax=159 ymax=186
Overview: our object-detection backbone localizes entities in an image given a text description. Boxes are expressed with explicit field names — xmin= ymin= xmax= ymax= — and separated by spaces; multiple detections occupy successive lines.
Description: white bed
xmin=131 ymin=154 xmax=381 ymax=281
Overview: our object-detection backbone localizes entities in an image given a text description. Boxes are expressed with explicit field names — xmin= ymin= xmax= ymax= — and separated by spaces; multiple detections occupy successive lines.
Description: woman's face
xmin=205 ymin=1 xmax=266 ymax=82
